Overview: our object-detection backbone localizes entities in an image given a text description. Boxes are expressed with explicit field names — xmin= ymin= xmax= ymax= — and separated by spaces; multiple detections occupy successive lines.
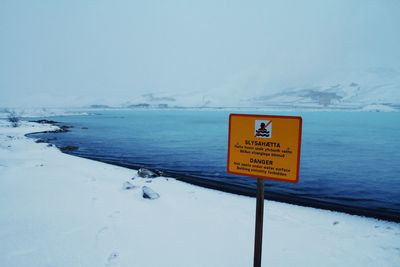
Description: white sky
xmin=1 ymin=0 xmax=399 ymax=107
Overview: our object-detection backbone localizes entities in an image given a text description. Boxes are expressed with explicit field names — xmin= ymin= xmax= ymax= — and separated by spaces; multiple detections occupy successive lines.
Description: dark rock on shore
xmin=30 ymin=119 xmax=73 ymax=133
xmin=34 ymin=137 xmax=56 ymax=143
xmin=59 ymin=145 xmax=79 ymax=152
xmin=56 ymin=125 xmax=73 ymax=132
xmin=31 ymin=119 xmax=59 ymax=124
xmin=37 ymin=125 xmax=73 ymax=134
xmin=142 ymin=186 xmax=160 ymax=199
xmin=137 ymin=168 xmax=159 ymax=178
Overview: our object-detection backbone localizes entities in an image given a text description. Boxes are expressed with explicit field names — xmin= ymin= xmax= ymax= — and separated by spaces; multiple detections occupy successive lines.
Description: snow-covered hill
xmin=113 ymin=68 xmax=400 ymax=111
xmin=246 ymin=68 xmax=400 ymax=111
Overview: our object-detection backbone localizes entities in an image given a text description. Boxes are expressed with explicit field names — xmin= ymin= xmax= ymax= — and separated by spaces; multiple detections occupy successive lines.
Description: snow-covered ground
xmin=0 ymin=120 xmax=399 ymax=267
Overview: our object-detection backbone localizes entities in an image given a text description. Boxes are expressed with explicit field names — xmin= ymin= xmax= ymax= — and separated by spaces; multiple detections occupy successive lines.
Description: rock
xmin=31 ymin=119 xmax=58 ymax=124
xmin=43 ymin=125 xmax=73 ymax=133
xmin=137 ymin=168 xmax=159 ymax=178
xmin=122 ymin=181 xmax=136 ymax=190
xmin=59 ymin=145 xmax=79 ymax=152
xmin=58 ymin=125 xmax=73 ymax=132
xmin=142 ymin=186 xmax=160 ymax=199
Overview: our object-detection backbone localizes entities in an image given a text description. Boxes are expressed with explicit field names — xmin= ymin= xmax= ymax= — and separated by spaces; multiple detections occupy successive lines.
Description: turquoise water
xmin=29 ymin=110 xmax=400 ymax=221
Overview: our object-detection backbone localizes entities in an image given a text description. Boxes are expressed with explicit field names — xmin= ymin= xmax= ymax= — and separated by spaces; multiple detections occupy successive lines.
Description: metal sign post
xmin=253 ymin=178 xmax=265 ymax=267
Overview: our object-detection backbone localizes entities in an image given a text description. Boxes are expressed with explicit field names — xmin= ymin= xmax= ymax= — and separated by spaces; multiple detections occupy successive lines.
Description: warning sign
xmin=227 ymin=114 xmax=302 ymax=183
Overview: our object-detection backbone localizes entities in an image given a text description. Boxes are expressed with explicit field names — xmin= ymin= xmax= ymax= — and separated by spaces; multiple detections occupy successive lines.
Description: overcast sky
xmin=1 ymin=0 xmax=399 ymax=107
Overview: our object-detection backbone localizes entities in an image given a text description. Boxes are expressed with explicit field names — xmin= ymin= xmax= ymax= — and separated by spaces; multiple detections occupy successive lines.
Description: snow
xmin=360 ymin=104 xmax=397 ymax=112
xmin=0 ymin=120 xmax=399 ymax=267
xmin=0 ymin=108 xmax=91 ymax=120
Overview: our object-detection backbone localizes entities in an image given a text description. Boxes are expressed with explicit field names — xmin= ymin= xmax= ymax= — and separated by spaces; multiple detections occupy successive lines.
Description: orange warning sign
xmin=227 ymin=114 xmax=302 ymax=183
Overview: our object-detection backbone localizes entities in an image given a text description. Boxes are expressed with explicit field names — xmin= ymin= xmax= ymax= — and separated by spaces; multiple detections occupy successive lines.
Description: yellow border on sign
xmin=227 ymin=114 xmax=302 ymax=183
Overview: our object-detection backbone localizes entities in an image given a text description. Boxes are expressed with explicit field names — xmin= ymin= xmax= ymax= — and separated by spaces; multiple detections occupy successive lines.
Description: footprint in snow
xmin=97 ymin=226 xmax=108 ymax=236
xmin=106 ymin=252 xmax=119 ymax=266
xmin=122 ymin=181 xmax=136 ymax=190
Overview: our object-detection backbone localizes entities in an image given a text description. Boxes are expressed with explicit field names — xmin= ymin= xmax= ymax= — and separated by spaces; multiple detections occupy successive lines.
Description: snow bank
xmin=0 ymin=120 xmax=399 ymax=267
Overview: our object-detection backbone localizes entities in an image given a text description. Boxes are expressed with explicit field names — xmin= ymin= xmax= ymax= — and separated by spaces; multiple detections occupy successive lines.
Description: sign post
xmin=227 ymin=114 xmax=302 ymax=267
xmin=254 ymin=178 xmax=264 ymax=267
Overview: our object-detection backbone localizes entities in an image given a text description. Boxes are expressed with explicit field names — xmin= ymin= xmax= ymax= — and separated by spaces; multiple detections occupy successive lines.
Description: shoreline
xmin=26 ymin=119 xmax=400 ymax=223
xmin=57 ymin=154 xmax=400 ymax=223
